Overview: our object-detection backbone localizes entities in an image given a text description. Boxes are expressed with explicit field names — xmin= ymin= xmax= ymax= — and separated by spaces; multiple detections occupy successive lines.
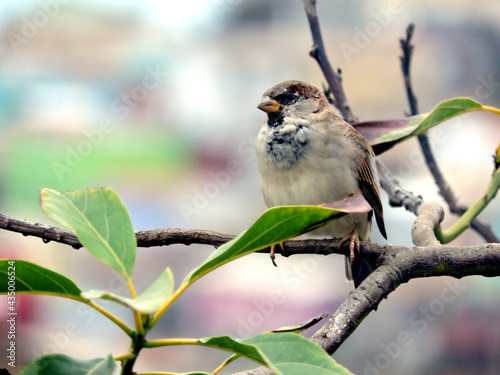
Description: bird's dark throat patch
xmin=265 ymin=125 xmax=309 ymax=166
xmin=267 ymin=111 xmax=285 ymax=128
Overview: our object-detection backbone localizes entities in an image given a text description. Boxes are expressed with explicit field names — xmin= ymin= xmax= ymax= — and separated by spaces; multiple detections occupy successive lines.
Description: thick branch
xmin=233 ymin=191 xmax=497 ymax=375
xmin=303 ymin=0 xmax=356 ymax=123
xmin=234 ymin=241 xmax=500 ymax=375
xmin=310 ymin=242 xmax=500 ymax=356
xmin=411 ymin=202 xmax=443 ymax=246
xmin=399 ymin=23 xmax=498 ymax=243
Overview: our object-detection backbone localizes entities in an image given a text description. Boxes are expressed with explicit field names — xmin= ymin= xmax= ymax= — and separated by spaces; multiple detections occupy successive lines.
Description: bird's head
xmin=257 ymin=80 xmax=330 ymax=126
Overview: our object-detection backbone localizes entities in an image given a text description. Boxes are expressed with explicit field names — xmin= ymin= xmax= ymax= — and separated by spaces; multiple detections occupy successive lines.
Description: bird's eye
xmin=277 ymin=92 xmax=299 ymax=105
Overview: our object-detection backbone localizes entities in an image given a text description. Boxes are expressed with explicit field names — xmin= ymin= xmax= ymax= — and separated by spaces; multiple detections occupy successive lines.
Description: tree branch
xmin=230 ymin=200 xmax=500 ymax=375
xmin=302 ymin=0 xmax=356 ymax=123
xmin=0 ymin=212 xmax=231 ymax=250
xmin=411 ymin=202 xmax=443 ymax=246
xmin=376 ymin=159 xmax=424 ymax=215
xmin=309 ymin=242 xmax=500 ymax=356
xmin=2 ymin=208 xmax=500 ymax=375
xmin=399 ymin=23 xmax=499 ymax=243
xmin=234 ymin=239 xmax=500 ymax=375
xmin=0 ymin=213 xmax=83 ymax=248
xmin=0 ymin=212 xmax=357 ymax=257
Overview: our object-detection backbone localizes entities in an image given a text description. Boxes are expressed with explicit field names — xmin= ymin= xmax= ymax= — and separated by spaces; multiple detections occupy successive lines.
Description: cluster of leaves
xmin=0 ymin=98 xmax=499 ymax=374
xmin=2 ymin=188 xmax=364 ymax=374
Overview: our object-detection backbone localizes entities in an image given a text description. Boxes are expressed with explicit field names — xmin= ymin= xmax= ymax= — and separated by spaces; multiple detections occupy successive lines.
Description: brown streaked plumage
xmin=256 ymin=80 xmax=386 ymax=287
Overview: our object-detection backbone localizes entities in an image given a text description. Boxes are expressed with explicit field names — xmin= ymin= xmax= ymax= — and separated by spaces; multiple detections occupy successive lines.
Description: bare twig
xmin=303 ymin=0 xmax=356 ymax=123
xmin=0 ymin=212 xmax=353 ymax=257
xmin=0 ymin=214 xmax=82 ymax=248
xmin=376 ymin=159 xmax=424 ymax=215
xmin=399 ymin=23 xmax=499 ymax=242
xmin=400 ymin=24 xmax=418 ymax=116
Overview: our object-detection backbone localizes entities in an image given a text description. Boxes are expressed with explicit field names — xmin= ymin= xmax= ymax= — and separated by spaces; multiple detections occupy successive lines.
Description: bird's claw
xmin=270 ymin=242 xmax=285 ymax=267
xmin=339 ymin=230 xmax=360 ymax=262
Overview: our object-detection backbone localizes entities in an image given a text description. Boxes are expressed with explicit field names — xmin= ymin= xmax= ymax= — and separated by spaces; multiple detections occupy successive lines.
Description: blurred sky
xmin=0 ymin=1 xmax=499 ymax=374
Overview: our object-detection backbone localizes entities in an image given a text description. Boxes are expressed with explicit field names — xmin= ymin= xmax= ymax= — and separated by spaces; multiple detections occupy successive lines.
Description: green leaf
xmin=40 ymin=187 xmax=136 ymax=277
xmin=132 ymin=267 xmax=174 ymax=313
xmin=201 ymin=333 xmax=352 ymax=375
xmin=411 ymin=97 xmax=483 ymax=137
xmin=82 ymin=268 xmax=174 ymax=314
xmin=0 ymin=260 xmax=81 ymax=299
xmin=19 ymin=354 xmax=116 ymax=375
xmin=353 ymin=97 xmax=490 ymax=155
xmin=183 ymin=194 xmax=371 ymax=285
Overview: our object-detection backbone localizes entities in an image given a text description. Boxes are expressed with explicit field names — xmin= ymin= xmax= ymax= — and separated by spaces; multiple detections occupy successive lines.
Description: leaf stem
xmin=148 ymin=283 xmax=190 ymax=328
xmin=213 ymin=354 xmax=240 ymax=375
xmin=436 ymin=168 xmax=500 ymax=243
xmin=144 ymin=338 xmax=200 ymax=348
xmin=126 ymin=276 xmax=144 ymax=336
xmin=115 ymin=353 xmax=136 ymax=361
xmin=483 ymin=105 xmax=500 ymax=116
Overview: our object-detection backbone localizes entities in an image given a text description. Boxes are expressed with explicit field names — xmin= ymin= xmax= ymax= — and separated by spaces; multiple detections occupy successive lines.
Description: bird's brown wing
xmin=348 ymin=127 xmax=387 ymax=239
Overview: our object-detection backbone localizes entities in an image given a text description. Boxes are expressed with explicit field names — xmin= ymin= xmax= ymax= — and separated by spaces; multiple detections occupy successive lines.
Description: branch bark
xmin=0 ymin=212 xmax=382 ymax=258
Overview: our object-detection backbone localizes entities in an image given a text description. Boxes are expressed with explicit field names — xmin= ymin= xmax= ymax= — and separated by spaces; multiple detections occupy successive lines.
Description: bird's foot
xmin=339 ymin=230 xmax=360 ymax=262
xmin=270 ymin=242 xmax=285 ymax=267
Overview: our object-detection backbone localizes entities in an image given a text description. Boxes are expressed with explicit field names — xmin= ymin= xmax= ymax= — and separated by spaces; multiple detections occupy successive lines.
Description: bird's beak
xmin=257 ymin=97 xmax=281 ymax=113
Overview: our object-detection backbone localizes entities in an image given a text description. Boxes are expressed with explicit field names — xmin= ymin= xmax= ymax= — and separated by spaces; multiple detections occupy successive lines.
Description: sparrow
xmin=255 ymin=80 xmax=387 ymax=287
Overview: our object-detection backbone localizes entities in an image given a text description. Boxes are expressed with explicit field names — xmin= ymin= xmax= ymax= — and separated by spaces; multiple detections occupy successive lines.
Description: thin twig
xmin=399 ymin=23 xmax=499 ymax=242
xmin=400 ymin=24 xmax=418 ymax=116
xmin=376 ymin=159 xmax=424 ymax=215
xmin=302 ymin=0 xmax=356 ymax=123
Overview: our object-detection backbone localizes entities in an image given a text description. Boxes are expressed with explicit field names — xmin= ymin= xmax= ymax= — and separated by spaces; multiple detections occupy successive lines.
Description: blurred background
xmin=0 ymin=0 xmax=499 ymax=374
